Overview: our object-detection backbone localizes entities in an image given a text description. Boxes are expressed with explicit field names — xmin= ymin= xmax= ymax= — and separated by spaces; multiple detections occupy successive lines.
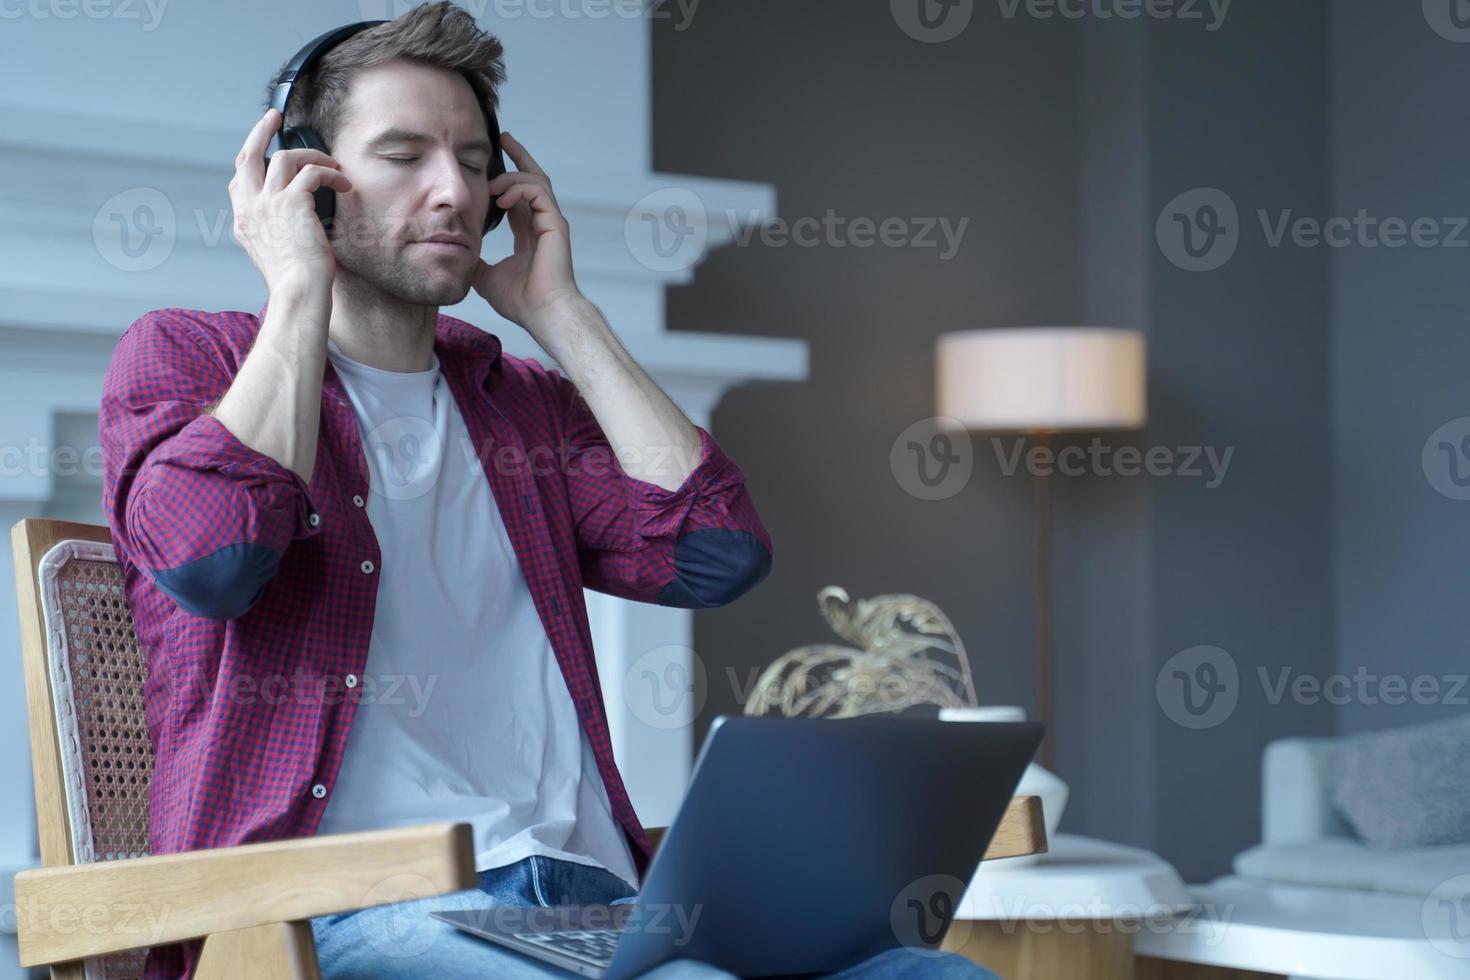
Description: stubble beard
xmin=331 ymin=222 xmax=476 ymax=307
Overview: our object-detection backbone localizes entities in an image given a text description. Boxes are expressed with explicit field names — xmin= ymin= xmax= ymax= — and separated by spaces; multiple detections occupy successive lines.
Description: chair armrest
xmin=983 ymin=795 xmax=1046 ymax=860
xmin=15 ymin=822 xmax=475 ymax=968
xmin=1262 ymin=736 xmax=1353 ymax=844
xmin=644 ymin=795 xmax=1047 ymax=862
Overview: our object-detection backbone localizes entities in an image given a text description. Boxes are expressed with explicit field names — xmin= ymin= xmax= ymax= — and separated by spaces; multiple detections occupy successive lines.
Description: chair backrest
xmin=13 ymin=519 xmax=154 ymax=980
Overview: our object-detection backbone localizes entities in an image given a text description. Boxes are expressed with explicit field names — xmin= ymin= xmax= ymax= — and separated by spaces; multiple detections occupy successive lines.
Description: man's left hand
xmin=472 ymin=132 xmax=583 ymax=336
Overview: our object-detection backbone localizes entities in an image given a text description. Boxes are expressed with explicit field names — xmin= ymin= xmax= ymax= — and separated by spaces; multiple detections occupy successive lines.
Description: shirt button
xmin=353 ymin=495 xmax=365 ymax=507
xmin=311 ymin=784 xmax=327 ymax=799
xmin=360 ymin=560 xmax=375 ymax=574
xmin=345 ymin=673 xmax=359 ymax=689
xmin=308 ymin=512 xmax=321 ymax=527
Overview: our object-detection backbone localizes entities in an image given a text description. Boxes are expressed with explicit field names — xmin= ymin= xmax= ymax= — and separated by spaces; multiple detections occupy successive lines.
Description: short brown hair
xmin=264 ymin=1 xmax=506 ymax=152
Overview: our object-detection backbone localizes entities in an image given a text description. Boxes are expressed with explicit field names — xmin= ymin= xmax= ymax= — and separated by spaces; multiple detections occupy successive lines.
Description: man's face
xmin=328 ymin=60 xmax=494 ymax=306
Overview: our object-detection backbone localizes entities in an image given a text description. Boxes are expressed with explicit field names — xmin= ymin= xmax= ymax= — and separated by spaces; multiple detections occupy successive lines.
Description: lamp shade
xmin=936 ymin=327 xmax=1146 ymax=433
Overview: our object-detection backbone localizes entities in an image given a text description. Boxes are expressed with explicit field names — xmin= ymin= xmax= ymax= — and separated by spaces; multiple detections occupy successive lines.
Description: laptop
xmin=433 ymin=713 xmax=1043 ymax=979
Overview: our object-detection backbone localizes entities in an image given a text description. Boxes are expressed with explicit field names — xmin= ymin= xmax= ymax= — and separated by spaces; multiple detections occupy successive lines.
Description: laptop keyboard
xmin=515 ymin=927 xmax=623 ymax=965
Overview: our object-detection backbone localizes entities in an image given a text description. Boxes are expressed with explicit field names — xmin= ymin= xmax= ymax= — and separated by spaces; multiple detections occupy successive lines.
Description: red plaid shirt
xmin=98 ymin=305 xmax=773 ymax=979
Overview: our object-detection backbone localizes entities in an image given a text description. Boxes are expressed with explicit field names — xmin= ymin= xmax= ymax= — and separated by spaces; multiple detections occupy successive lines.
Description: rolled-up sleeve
xmin=552 ymin=370 xmax=773 ymax=608
xmin=100 ymin=310 xmax=320 ymax=621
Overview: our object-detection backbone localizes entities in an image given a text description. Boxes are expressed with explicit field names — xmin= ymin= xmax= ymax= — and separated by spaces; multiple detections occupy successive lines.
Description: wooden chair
xmin=11 ymin=518 xmax=1046 ymax=979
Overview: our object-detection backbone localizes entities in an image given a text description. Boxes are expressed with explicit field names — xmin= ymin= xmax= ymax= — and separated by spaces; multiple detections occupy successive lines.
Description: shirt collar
xmin=253 ymin=303 xmax=503 ymax=392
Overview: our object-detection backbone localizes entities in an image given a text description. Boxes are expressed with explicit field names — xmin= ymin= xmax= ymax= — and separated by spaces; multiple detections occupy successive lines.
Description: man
xmin=100 ymin=4 xmax=997 ymax=978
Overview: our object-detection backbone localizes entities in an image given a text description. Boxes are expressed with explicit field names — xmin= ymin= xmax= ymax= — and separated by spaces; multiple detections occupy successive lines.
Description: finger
xmin=498 ymin=131 xmax=546 ymax=177
xmin=235 ymin=108 xmax=283 ymax=192
xmin=491 ymin=173 xmax=556 ymax=222
xmin=508 ymin=194 xmax=532 ymax=253
xmin=495 ymin=182 xmax=565 ymax=235
xmin=286 ymin=163 xmax=354 ymax=196
xmin=264 ymin=149 xmax=344 ymax=193
xmin=488 ymin=170 xmax=546 ymax=194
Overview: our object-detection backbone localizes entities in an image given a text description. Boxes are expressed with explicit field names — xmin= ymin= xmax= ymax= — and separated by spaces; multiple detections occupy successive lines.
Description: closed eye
xmin=385 ymin=155 xmax=484 ymax=175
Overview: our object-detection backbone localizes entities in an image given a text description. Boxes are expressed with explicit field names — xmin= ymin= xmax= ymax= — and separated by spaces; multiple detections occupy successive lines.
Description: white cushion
xmin=1234 ymin=838 xmax=1470 ymax=897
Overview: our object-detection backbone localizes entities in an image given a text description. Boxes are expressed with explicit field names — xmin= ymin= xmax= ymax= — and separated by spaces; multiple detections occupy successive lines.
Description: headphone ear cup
xmin=485 ymin=124 xmax=508 ymax=235
xmin=278 ymin=126 xmax=338 ymax=232
xmin=484 ymin=142 xmax=507 ymax=234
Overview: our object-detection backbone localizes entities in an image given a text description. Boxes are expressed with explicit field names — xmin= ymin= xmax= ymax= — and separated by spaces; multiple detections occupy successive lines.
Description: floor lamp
xmin=935 ymin=327 xmax=1146 ymax=772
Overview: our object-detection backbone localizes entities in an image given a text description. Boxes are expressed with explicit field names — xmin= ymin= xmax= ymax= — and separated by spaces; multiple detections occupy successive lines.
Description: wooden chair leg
xmin=196 ymin=921 xmax=321 ymax=979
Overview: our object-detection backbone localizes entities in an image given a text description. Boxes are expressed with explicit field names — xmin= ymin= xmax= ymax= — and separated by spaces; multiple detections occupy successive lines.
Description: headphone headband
xmin=267 ymin=19 xmax=505 ymax=235
xmin=269 ymin=21 xmax=386 ymax=121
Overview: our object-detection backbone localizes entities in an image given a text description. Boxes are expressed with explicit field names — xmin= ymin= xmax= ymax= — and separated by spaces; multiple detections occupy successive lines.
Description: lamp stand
xmin=1034 ymin=430 xmax=1055 ymax=772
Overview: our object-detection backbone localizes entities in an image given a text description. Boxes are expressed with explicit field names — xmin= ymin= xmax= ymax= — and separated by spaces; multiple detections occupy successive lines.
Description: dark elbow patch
xmin=657 ymin=529 xmax=772 ymax=609
xmin=151 ymin=542 xmax=282 ymax=621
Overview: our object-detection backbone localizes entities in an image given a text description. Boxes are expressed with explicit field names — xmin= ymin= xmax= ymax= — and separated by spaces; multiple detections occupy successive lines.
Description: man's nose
xmin=426 ymin=151 xmax=477 ymax=220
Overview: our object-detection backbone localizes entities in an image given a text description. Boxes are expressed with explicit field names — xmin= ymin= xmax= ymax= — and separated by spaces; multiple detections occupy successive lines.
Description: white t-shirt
xmin=315 ymin=337 xmax=638 ymax=889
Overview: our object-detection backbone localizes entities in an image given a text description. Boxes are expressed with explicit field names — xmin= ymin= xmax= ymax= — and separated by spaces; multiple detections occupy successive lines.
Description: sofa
xmin=1231 ymin=734 xmax=1470 ymax=898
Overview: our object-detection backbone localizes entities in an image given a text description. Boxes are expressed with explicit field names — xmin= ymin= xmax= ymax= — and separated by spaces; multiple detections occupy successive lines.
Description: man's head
xmin=265 ymin=2 xmax=506 ymax=306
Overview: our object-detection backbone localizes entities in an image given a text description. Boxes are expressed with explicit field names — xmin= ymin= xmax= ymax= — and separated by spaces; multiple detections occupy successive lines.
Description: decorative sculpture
xmin=744 ymin=586 xmax=979 ymax=718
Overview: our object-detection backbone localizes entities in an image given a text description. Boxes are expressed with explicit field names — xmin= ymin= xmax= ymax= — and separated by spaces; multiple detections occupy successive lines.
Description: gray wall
xmin=651 ymin=0 xmax=1083 ymax=757
xmin=1143 ymin=0 xmax=1337 ymax=879
xmin=655 ymin=0 xmax=1347 ymax=882
xmin=1331 ymin=0 xmax=1470 ymax=735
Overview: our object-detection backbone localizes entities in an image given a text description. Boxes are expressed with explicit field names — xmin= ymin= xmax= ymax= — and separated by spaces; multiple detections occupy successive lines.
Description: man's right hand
xmin=229 ymin=108 xmax=352 ymax=296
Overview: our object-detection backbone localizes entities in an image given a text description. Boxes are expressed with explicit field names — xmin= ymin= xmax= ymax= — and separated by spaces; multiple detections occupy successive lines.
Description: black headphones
xmin=265 ymin=20 xmax=507 ymax=236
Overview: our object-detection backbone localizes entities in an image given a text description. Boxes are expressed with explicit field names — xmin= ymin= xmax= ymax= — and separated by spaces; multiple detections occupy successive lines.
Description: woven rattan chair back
xmin=17 ymin=522 xmax=152 ymax=980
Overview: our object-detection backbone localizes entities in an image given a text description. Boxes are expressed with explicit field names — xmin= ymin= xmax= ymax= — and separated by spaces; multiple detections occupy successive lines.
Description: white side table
xmin=942 ymin=834 xmax=1195 ymax=979
xmin=1136 ymin=875 xmax=1470 ymax=980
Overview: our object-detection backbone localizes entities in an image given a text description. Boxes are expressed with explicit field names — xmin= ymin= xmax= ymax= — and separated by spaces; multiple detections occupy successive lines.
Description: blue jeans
xmin=310 ymin=853 xmax=999 ymax=979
